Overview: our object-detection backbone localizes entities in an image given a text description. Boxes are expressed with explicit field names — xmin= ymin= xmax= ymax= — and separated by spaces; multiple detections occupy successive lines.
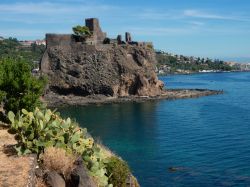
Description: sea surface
xmin=59 ymin=72 xmax=250 ymax=187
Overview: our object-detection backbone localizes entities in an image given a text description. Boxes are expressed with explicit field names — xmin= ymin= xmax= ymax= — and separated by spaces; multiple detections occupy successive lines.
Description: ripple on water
xmin=59 ymin=72 xmax=250 ymax=187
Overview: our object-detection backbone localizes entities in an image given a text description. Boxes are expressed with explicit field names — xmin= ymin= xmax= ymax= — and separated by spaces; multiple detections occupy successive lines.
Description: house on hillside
xmin=19 ymin=40 xmax=34 ymax=47
xmin=35 ymin=40 xmax=46 ymax=45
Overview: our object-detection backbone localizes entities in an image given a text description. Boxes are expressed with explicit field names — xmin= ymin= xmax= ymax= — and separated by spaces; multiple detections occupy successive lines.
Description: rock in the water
xmin=41 ymin=36 xmax=164 ymax=98
xmin=45 ymin=171 xmax=66 ymax=187
xmin=168 ymin=166 xmax=186 ymax=172
xmin=67 ymin=157 xmax=96 ymax=187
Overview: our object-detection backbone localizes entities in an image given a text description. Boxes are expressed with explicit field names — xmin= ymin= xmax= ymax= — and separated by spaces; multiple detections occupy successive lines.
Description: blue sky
xmin=0 ymin=0 xmax=250 ymax=62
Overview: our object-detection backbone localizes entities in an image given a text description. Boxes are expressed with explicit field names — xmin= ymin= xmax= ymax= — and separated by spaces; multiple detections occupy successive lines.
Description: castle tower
xmin=117 ymin=35 xmax=122 ymax=44
xmin=125 ymin=32 xmax=132 ymax=43
xmin=85 ymin=18 xmax=106 ymax=44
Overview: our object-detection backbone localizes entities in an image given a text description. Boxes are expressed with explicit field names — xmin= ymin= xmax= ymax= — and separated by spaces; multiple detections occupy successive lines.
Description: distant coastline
xmin=155 ymin=50 xmax=250 ymax=75
xmin=157 ymin=69 xmax=250 ymax=76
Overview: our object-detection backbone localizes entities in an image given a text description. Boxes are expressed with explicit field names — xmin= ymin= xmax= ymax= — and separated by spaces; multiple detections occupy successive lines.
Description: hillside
xmin=0 ymin=38 xmax=45 ymax=68
xmin=155 ymin=50 xmax=249 ymax=74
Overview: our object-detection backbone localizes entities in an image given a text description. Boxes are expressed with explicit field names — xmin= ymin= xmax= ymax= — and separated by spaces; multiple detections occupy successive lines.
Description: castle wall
xmin=46 ymin=34 xmax=73 ymax=47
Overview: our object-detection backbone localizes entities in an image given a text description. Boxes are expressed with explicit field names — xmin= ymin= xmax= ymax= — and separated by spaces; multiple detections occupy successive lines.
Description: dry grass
xmin=0 ymin=129 xmax=35 ymax=187
xmin=40 ymin=147 xmax=76 ymax=178
xmin=36 ymin=177 xmax=47 ymax=187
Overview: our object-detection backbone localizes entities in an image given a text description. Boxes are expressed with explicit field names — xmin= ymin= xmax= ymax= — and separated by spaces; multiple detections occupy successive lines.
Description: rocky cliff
xmin=41 ymin=39 xmax=164 ymax=98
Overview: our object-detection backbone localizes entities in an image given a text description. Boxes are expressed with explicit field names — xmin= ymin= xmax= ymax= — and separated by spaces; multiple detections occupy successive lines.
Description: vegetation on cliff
xmin=72 ymin=25 xmax=92 ymax=37
xmin=7 ymin=107 xmax=138 ymax=186
xmin=8 ymin=108 xmax=110 ymax=185
xmin=0 ymin=58 xmax=47 ymax=113
xmin=0 ymin=56 xmax=137 ymax=186
xmin=105 ymin=156 xmax=132 ymax=187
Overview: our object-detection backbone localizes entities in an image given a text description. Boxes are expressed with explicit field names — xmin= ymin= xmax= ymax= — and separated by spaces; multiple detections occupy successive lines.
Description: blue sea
xmin=59 ymin=72 xmax=250 ymax=187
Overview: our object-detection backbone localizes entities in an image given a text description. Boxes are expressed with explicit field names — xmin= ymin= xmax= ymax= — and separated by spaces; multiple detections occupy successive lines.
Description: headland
xmin=40 ymin=18 xmax=222 ymax=106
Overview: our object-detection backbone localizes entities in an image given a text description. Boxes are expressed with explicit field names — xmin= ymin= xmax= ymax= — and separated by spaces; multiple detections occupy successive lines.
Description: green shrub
xmin=0 ymin=58 xmax=46 ymax=113
xmin=147 ymin=43 xmax=153 ymax=49
xmin=8 ymin=108 xmax=111 ymax=186
xmin=105 ymin=156 xmax=130 ymax=187
xmin=72 ymin=25 xmax=92 ymax=37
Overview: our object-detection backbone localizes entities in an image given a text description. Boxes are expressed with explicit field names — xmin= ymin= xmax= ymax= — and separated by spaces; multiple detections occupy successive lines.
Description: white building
xmin=19 ymin=40 xmax=34 ymax=47
xmin=35 ymin=40 xmax=46 ymax=45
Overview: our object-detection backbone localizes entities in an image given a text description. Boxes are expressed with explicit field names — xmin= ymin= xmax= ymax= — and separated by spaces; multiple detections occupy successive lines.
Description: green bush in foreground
xmin=105 ymin=156 xmax=130 ymax=187
xmin=8 ymin=108 xmax=111 ymax=186
xmin=0 ymin=58 xmax=46 ymax=113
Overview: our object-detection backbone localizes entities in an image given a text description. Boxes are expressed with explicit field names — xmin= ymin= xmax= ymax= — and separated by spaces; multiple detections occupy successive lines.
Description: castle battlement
xmin=45 ymin=34 xmax=72 ymax=47
xmin=45 ymin=18 xmax=153 ymax=48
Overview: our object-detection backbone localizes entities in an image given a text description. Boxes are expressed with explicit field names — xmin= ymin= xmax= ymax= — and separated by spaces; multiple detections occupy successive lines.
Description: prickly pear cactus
xmin=8 ymin=108 xmax=110 ymax=186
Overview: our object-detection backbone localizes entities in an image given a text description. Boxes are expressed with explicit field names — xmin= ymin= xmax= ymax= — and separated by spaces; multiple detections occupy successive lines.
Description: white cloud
xmin=1 ymin=2 xmax=249 ymax=39
xmin=0 ymin=1 xmax=119 ymax=26
xmin=189 ymin=21 xmax=205 ymax=26
xmin=0 ymin=16 xmax=76 ymax=24
xmin=184 ymin=9 xmax=225 ymax=19
xmin=183 ymin=9 xmax=250 ymax=22
xmin=0 ymin=28 xmax=70 ymax=39
xmin=123 ymin=24 xmax=250 ymax=37
xmin=125 ymin=27 xmax=197 ymax=36
xmin=137 ymin=11 xmax=180 ymax=20
xmin=137 ymin=9 xmax=250 ymax=22
xmin=0 ymin=2 xmax=117 ymax=15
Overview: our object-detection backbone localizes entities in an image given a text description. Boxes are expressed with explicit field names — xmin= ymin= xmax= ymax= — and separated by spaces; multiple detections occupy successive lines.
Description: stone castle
xmin=46 ymin=18 xmax=153 ymax=48
xmin=41 ymin=18 xmax=164 ymax=98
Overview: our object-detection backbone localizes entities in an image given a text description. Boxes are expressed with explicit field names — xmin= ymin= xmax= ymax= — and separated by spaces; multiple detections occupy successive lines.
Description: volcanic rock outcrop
xmin=41 ymin=18 xmax=164 ymax=97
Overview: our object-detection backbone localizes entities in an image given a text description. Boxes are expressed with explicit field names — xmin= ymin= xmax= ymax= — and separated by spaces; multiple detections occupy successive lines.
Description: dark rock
xmin=45 ymin=171 xmax=66 ymax=187
xmin=27 ymin=154 xmax=38 ymax=187
xmin=35 ymin=167 xmax=44 ymax=178
xmin=41 ymin=42 xmax=164 ymax=98
xmin=103 ymin=38 xmax=111 ymax=44
xmin=168 ymin=167 xmax=186 ymax=172
xmin=67 ymin=157 xmax=96 ymax=187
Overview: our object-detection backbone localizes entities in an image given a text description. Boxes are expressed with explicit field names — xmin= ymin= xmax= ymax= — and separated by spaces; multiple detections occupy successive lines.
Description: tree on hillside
xmin=0 ymin=37 xmax=20 ymax=56
xmin=0 ymin=58 xmax=47 ymax=113
xmin=72 ymin=25 xmax=92 ymax=37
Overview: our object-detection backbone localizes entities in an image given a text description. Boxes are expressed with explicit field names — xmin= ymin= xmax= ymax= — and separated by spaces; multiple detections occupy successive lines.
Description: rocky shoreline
xmin=43 ymin=89 xmax=223 ymax=107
